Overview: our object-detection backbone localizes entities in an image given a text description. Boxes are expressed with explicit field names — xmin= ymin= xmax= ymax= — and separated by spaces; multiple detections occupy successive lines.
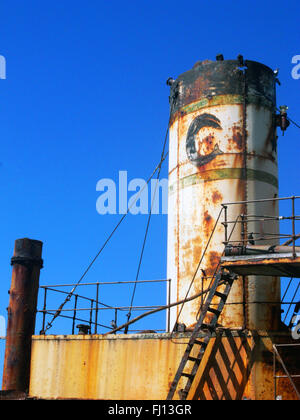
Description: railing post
xmin=223 ymin=205 xmax=228 ymax=245
xmin=95 ymin=283 xmax=99 ymax=334
xmin=72 ymin=295 xmax=78 ymax=335
xmin=241 ymin=214 xmax=246 ymax=247
xmin=273 ymin=347 xmax=277 ymax=400
xmin=292 ymin=196 xmax=296 ymax=258
xmin=114 ymin=309 xmax=118 ymax=334
xmin=167 ymin=278 xmax=171 ymax=333
xmin=41 ymin=287 xmax=47 ymax=335
xmin=89 ymin=300 xmax=94 ymax=334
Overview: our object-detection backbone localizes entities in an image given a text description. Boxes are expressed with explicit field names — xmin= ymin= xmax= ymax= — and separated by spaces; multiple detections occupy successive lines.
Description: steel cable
xmin=43 ymin=140 xmax=169 ymax=333
xmin=124 ymin=125 xmax=169 ymax=332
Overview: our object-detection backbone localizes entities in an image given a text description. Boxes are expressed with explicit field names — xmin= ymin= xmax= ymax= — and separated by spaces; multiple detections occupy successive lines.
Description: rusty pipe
xmin=2 ymin=238 xmax=43 ymax=392
xmin=225 ymin=244 xmax=300 ymax=256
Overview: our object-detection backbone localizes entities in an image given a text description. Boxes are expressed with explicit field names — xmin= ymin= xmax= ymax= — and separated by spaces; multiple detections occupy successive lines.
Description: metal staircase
xmin=166 ymin=269 xmax=237 ymax=400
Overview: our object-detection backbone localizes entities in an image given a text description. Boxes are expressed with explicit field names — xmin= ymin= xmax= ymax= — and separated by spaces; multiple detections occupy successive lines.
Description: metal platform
xmin=221 ymin=252 xmax=300 ymax=278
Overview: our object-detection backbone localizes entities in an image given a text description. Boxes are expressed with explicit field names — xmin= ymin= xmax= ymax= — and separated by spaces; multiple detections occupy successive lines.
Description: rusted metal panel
xmin=186 ymin=331 xmax=300 ymax=400
xmin=29 ymin=331 xmax=300 ymax=400
xmin=167 ymin=58 xmax=280 ymax=331
xmin=2 ymin=238 xmax=43 ymax=392
xmin=187 ymin=332 xmax=252 ymax=400
xmin=29 ymin=333 xmax=190 ymax=400
xmin=169 ymin=60 xmax=275 ymax=121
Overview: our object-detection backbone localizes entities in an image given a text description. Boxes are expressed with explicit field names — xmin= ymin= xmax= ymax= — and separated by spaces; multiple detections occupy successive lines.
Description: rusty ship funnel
xmin=166 ymin=57 xmax=280 ymax=331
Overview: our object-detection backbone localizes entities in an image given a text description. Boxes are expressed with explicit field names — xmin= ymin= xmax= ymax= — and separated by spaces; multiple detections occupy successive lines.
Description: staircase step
xmin=207 ymin=307 xmax=221 ymax=315
xmin=215 ymin=291 xmax=227 ymax=299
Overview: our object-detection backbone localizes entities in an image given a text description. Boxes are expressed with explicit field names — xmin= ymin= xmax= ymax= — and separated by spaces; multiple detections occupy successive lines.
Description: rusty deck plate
xmin=221 ymin=253 xmax=300 ymax=277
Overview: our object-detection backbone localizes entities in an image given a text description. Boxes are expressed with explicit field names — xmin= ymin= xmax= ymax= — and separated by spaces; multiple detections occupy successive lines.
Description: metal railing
xmin=38 ymin=278 xmax=171 ymax=335
xmin=273 ymin=344 xmax=300 ymax=400
xmin=222 ymin=195 xmax=300 ymax=258
xmin=221 ymin=195 xmax=300 ymax=327
xmin=37 ymin=196 xmax=300 ymax=335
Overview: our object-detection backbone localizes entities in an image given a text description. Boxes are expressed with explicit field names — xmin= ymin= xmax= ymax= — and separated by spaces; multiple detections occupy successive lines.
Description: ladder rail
xmin=166 ymin=270 xmax=235 ymax=400
xmin=181 ymin=280 xmax=233 ymax=396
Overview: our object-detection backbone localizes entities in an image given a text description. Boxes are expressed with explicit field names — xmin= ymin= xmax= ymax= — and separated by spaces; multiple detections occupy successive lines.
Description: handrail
xmin=222 ymin=195 xmax=300 ymax=258
xmin=38 ymin=278 xmax=171 ymax=335
xmin=273 ymin=344 xmax=300 ymax=400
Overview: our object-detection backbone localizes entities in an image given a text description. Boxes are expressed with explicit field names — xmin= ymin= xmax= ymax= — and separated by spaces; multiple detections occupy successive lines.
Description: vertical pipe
xmin=2 ymin=238 xmax=43 ymax=392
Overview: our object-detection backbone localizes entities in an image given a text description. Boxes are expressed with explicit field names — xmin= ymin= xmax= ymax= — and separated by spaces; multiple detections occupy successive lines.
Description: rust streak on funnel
xmin=2 ymin=238 xmax=43 ymax=392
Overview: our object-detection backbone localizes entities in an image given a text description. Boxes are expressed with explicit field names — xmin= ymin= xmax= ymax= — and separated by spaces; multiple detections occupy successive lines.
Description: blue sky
xmin=0 ymin=0 xmax=299 ymax=384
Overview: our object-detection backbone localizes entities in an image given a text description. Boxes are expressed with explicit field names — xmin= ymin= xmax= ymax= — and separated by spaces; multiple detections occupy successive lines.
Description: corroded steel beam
xmin=2 ymin=238 xmax=43 ymax=392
